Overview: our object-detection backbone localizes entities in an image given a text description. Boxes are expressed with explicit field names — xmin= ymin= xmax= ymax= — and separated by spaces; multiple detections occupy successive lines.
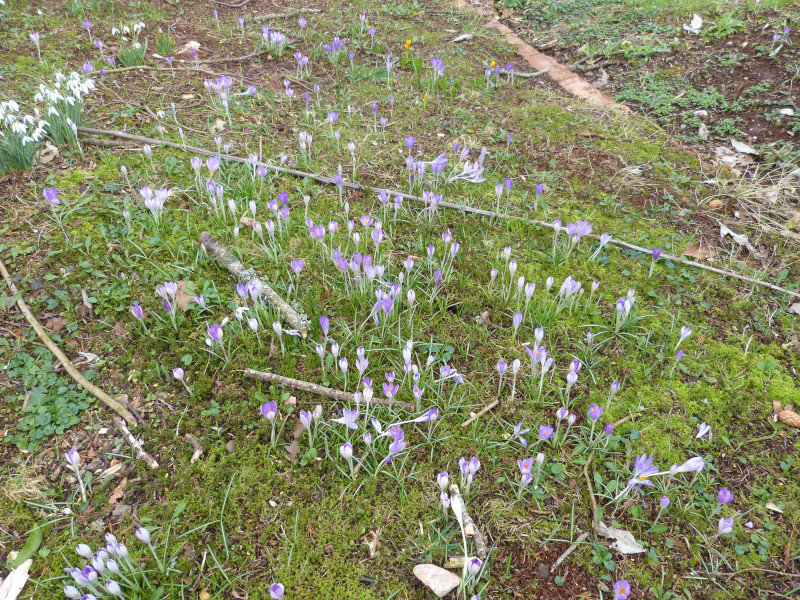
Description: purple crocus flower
xmin=613 ymin=580 xmax=631 ymax=600
xmin=44 ymin=187 xmax=60 ymax=205
xmin=468 ymin=557 xmax=481 ymax=576
xmin=333 ymin=408 xmax=360 ymax=430
xmin=652 ymin=247 xmax=662 ymax=260
xmin=130 ymin=304 xmax=143 ymax=320
xmin=588 ymin=404 xmax=603 ymax=421
xmin=628 ymin=454 xmax=658 ymax=488
xmin=538 ymin=424 xmax=553 ymax=440
xmin=675 ymin=350 xmax=684 ymax=364
xmin=696 ymin=422 xmax=710 ymax=438
xmin=207 ymin=323 xmax=223 ymax=343
xmin=290 ymin=258 xmax=305 ymax=275
xmin=718 ymin=487 xmax=734 ymax=504
xmin=717 ymin=517 xmax=734 ymax=536
xmin=384 ymin=437 xmax=407 ymax=462
xmin=660 ymin=496 xmax=670 ymax=508
xmin=404 ymin=135 xmax=415 ymax=151
xmin=260 ymin=401 xmax=277 ymax=421
xmin=320 ymin=315 xmax=329 ymax=336
xmin=65 ymin=448 xmax=80 ymax=470
xmin=270 ymin=583 xmax=285 ymax=599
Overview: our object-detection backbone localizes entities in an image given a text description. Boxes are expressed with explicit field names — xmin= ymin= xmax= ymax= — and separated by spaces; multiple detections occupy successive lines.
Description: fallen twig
xmin=255 ymin=8 xmax=320 ymax=21
xmin=112 ymin=417 xmax=159 ymax=469
xmin=515 ymin=69 xmax=548 ymax=78
xmin=461 ymin=399 xmax=500 ymax=428
xmin=76 ymin=127 xmax=800 ymax=299
xmin=0 ymin=257 xmax=138 ymax=426
xmin=179 ymin=49 xmax=268 ymax=66
xmin=198 ymin=231 xmax=309 ymax=337
xmin=81 ymin=137 xmax=125 ymax=148
xmin=243 ymin=369 xmax=414 ymax=411
xmin=185 ymin=433 xmax=204 ymax=463
xmin=448 ymin=484 xmax=488 ymax=559
xmin=550 ymin=531 xmax=590 ymax=574
xmin=212 ymin=0 xmax=251 ymax=8
xmin=98 ymin=65 xmax=260 ymax=87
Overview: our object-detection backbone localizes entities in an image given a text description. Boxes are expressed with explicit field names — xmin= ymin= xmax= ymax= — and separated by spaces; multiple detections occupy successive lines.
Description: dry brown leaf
xmin=108 ymin=477 xmax=127 ymax=505
xmin=708 ymin=199 xmax=723 ymax=209
xmin=789 ymin=303 xmax=800 ymax=316
xmin=361 ymin=528 xmax=382 ymax=558
xmin=199 ymin=591 xmax=211 ymax=600
xmin=683 ymin=241 xmax=717 ymax=261
xmin=240 ymin=216 xmax=257 ymax=227
xmin=41 ymin=143 xmax=59 ymax=164
xmin=286 ymin=419 xmax=305 ymax=462
xmin=175 ymin=281 xmax=194 ymax=312
xmin=112 ymin=321 xmax=127 ymax=337
xmin=47 ymin=316 xmax=69 ymax=332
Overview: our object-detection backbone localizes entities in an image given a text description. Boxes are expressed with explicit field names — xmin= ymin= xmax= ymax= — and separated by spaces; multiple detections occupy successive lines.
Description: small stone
xmin=226 ymin=440 xmax=236 ymax=453
xmin=694 ymin=110 xmax=708 ymax=118
xmin=413 ymin=564 xmax=462 ymax=598
xmin=536 ymin=562 xmax=550 ymax=578
xmin=709 ymin=199 xmax=723 ymax=209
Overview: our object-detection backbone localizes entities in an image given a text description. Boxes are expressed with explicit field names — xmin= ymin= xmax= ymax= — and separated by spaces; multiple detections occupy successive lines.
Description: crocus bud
xmin=468 ymin=557 xmax=482 ymax=576
xmin=136 ymin=527 xmax=151 ymax=546
xmin=340 ymin=442 xmax=353 ymax=461
xmin=64 ymin=587 xmax=82 ymax=599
